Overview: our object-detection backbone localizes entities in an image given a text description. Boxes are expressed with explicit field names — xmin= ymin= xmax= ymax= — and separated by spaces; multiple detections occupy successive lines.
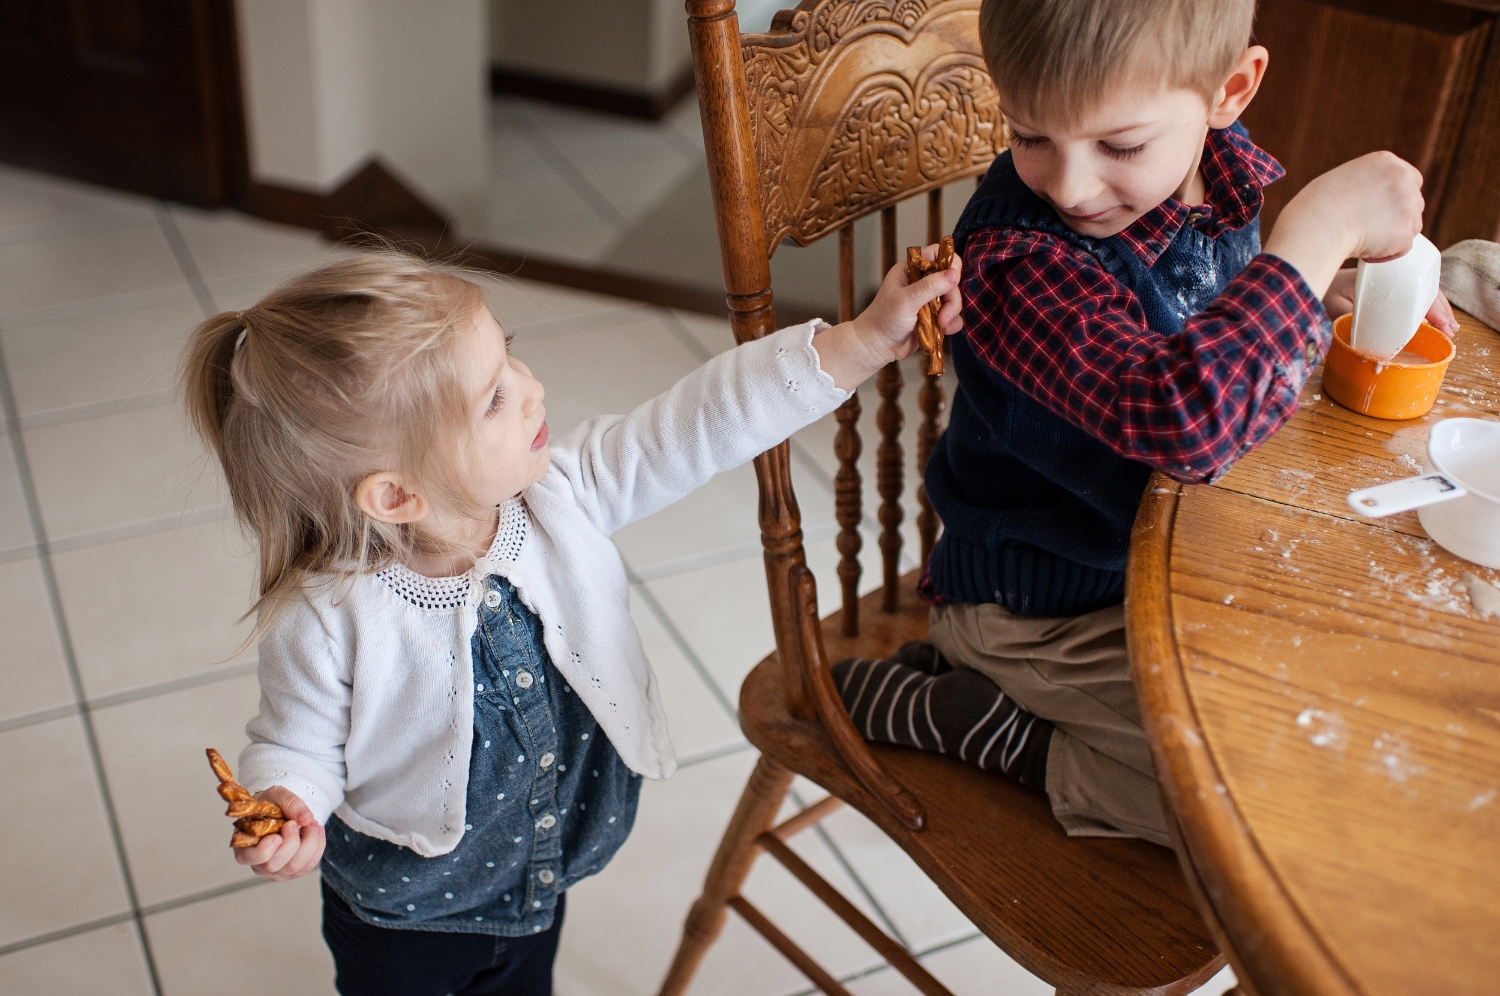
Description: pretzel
xmin=207 ymin=748 xmax=285 ymax=848
xmin=905 ymin=236 xmax=955 ymax=376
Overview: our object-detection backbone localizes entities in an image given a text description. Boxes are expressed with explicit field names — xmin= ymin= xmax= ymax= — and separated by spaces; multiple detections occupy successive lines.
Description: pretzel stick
xmin=905 ymin=236 xmax=955 ymax=376
xmin=207 ymin=748 xmax=284 ymax=848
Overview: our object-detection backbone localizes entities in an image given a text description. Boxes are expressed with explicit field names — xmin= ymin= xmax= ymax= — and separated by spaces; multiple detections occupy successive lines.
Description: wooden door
xmin=1241 ymin=0 xmax=1498 ymax=242
xmin=0 ymin=0 xmax=248 ymax=207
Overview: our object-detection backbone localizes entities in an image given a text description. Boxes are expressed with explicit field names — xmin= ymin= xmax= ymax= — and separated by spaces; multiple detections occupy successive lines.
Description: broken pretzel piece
xmin=225 ymin=798 xmax=284 ymax=819
xmin=904 ymin=235 xmax=955 ymax=376
xmin=233 ymin=816 xmax=287 ymax=838
xmin=206 ymin=747 xmax=284 ymax=848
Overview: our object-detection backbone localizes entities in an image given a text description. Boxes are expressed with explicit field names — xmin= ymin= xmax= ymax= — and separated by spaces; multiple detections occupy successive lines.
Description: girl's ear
xmin=1208 ymin=44 xmax=1268 ymax=129
xmin=355 ymin=471 xmax=430 ymax=525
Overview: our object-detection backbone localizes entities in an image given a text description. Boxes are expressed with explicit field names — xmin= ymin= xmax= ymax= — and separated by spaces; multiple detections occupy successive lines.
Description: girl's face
xmin=459 ymin=306 xmax=549 ymax=508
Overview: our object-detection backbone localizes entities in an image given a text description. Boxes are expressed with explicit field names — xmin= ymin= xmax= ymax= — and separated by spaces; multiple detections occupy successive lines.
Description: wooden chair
xmin=659 ymin=2 xmax=1226 ymax=994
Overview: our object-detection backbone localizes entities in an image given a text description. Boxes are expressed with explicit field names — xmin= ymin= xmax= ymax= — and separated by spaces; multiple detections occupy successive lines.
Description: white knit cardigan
xmin=238 ymin=321 xmax=845 ymax=856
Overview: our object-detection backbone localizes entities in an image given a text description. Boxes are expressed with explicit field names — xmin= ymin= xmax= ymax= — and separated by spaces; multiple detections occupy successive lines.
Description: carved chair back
xmin=686 ymin=0 xmax=1002 ymax=828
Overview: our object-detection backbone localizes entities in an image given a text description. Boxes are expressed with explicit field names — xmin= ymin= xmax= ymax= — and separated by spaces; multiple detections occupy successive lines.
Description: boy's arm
xmin=967 ymin=228 xmax=1327 ymax=484
xmin=237 ymin=596 xmax=351 ymax=826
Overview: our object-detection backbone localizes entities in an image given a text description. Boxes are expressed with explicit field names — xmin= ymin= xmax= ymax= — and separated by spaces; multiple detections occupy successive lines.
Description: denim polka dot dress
xmin=320 ymin=575 xmax=641 ymax=936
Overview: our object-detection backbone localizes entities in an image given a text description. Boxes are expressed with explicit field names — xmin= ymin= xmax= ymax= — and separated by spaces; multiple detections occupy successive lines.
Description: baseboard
xmin=245 ymin=159 xmax=449 ymax=238
xmin=343 ymin=228 xmax=827 ymax=328
xmin=242 ymin=156 xmax=825 ymax=326
xmin=489 ymin=64 xmax=697 ymax=121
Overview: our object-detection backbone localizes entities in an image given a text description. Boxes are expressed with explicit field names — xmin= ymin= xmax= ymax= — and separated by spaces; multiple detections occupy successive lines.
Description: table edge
xmin=1125 ymin=475 xmax=1363 ymax=996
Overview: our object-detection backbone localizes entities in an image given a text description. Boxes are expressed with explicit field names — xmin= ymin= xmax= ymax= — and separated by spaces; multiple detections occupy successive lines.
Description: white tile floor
xmin=0 ymin=160 xmax=1238 ymax=996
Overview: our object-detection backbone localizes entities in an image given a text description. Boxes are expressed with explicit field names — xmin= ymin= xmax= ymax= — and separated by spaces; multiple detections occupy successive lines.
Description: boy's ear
xmin=1208 ymin=44 xmax=1268 ymax=129
xmin=355 ymin=471 xmax=430 ymax=526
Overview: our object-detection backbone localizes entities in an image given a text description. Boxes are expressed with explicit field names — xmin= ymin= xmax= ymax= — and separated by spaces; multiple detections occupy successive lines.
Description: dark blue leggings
xmin=321 ymin=879 xmax=565 ymax=996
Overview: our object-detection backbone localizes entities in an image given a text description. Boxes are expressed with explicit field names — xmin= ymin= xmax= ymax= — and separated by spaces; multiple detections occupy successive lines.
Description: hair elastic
xmin=234 ymin=312 xmax=248 ymax=352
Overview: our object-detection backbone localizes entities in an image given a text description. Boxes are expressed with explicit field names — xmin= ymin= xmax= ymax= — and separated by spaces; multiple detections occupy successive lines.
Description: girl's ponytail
xmin=177 ymin=253 xmax=487 ymax=642
xmin=181 ymin=310 xmax=248 ymax=477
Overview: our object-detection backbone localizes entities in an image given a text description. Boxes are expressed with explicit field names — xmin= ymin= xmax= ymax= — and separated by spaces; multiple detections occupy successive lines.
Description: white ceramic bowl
xmin=1420 ymin=418 xmax=1500 ymax=568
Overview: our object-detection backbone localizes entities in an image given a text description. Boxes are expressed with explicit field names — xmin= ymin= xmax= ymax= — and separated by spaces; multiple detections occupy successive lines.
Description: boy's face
xmin=1003 ymin=85 xmax=1215 ymax=239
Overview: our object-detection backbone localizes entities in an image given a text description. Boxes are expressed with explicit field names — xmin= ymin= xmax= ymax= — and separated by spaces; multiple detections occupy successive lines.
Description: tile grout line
xmin=0 ymin=343 xmax=165 ymax=995
xmin=627 ymin=576 xmax=740 ymax=723
xmin=787 ymin=785 xmax=911 ymax=951
xmin=777 ymin=929 xmax=985 ymax=996
xmin=0 ymin=877 xmax=273 ymax=960
xmin=0 ymin=656 xmax=260 ymax=736
xmin=155 ymin=205 xmax=219 ymax=318
xmin=506 ymin=110 xmax=627 ymax=229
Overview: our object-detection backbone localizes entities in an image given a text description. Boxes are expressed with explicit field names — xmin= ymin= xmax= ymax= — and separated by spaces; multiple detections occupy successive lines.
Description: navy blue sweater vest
xmin=925 ymin=128 xmax=1262 ymax=617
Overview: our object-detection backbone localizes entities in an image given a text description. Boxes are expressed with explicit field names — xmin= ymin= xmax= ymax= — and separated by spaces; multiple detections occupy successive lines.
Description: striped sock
xmin=831 ymin=643 xmax=1052 ymax=790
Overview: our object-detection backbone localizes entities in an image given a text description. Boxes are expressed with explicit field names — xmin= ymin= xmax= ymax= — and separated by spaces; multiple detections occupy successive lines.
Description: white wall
xmin=490 ymin=0 xmax=690 ymax=95
xmin=238 ymin=0 xmax=489 ymax=233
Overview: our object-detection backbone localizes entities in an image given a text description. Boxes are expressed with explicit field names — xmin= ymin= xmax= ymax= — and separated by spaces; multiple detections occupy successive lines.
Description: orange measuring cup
xmin=1321 ymin=313 xmax=1455 ymax=420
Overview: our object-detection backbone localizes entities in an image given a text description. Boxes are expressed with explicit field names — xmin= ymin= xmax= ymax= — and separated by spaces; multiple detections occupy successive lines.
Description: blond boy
xmin=834 ymin=0 xmax=1453 ymax=845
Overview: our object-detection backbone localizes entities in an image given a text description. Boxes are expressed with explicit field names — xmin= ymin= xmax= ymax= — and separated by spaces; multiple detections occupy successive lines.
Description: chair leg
xmin=657 ymin=755 xmax=796 ymax=996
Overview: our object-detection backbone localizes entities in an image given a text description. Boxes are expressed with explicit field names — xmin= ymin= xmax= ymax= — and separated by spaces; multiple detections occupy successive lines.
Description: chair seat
xmin=738 ymin=571 xmax=1223 ymax=996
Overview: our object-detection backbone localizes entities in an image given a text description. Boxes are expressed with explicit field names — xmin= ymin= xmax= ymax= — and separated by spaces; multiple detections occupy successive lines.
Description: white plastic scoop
xmin=1350 ymin=234 xmax=1443 ymax=361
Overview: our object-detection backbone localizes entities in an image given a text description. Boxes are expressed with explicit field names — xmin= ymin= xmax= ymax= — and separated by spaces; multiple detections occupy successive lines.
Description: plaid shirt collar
xmin=1113 ymin=125 xmax=1284 ymax=266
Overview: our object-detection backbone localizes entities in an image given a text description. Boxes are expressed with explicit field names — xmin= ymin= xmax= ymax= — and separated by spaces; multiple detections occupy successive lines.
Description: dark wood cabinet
xmin=1243 ymin=0 xmax=1500 ymax=246
xmin=0 ymin=0 xmax=247 ymax=207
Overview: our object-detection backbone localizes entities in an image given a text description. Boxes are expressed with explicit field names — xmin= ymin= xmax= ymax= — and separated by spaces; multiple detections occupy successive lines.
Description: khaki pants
xmin=928 ymin=601 xmax=1170 ymax=847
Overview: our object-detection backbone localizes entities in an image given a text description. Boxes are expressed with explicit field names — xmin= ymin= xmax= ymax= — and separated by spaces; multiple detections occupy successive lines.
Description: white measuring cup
xmin=1347 ymin=418 xmax=1500 ymax=567
xmin=1351 ymin=234 xmax=1443 ymax=361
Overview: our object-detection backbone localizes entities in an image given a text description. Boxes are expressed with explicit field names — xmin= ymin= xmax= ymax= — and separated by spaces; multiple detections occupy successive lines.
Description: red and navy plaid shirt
xmin=960 ymin=126 xmax=1328 ymax=485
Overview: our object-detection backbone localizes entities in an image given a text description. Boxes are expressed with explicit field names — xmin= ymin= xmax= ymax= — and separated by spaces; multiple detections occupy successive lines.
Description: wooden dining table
xmin=1125 ymin=308 xmax=1500 ymax=996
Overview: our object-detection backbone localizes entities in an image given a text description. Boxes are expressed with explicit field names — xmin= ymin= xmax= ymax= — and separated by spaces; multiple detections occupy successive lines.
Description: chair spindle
xmin=834 ymin=222 xmax=862 ymax=636
xmin=876 ymin=207 xmax=904 ymax=612
xmin=917 ymin=189 xmax=947 ymax=564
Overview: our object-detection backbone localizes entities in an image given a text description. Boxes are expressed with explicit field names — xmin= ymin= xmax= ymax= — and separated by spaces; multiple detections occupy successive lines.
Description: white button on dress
xmin=515 ymin=670 xmax=534 ymax=689
xmin=539 ymin=752 xmax=554 ymax=769
xmin=483 ymin=590 xmax=502 ymax=608
xmin=537 ymin=868 xmax=554 ymax=885
xmin=538 ymin=814 xmax=556 ymax=829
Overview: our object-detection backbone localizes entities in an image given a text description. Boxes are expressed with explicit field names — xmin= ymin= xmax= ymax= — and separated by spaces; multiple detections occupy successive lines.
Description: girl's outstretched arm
xmin=812 ymin=247 xmax=962 ymax=391
xmin=550 ymin=245 xmax=961 ymax=536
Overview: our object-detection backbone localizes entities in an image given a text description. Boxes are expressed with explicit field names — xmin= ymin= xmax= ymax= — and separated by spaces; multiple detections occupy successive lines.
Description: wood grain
xmin=1244 ymin=0 xmax=1495 ymax=235
xmin=1129 ymin=311 xmax=1500 ymax=995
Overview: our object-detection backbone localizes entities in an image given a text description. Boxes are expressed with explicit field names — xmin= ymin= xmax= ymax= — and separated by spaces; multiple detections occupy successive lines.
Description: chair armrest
xmin=789 ymin=564 xmax=926 ymax=831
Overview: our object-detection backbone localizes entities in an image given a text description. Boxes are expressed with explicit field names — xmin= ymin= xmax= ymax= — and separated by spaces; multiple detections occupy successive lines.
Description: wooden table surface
xmin=1126 ymin=309 xmax=1500 ymax=996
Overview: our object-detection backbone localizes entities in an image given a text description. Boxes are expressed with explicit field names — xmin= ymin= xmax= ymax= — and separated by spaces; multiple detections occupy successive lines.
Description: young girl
xmin=184 ymin=249 xmax=961 ymax=996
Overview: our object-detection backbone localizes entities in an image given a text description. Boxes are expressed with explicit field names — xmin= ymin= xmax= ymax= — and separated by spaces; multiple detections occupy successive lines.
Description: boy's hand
xmin=1324 ymin=267 xmax=1460 ymax=337
xmin=233 ymin=787 xmax=324 ymax=882
xmin=812 ymin=243 xmax=962 ymax=392
xmin=1265 ymin=151 xmax=1426 ymax=300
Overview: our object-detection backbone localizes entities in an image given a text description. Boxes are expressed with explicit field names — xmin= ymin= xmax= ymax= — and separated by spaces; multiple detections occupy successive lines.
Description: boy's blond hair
xmin=182 ymin=252 xmax=492 ymax=637
xmin=980 ymin=0 xmax=1257 ymax=127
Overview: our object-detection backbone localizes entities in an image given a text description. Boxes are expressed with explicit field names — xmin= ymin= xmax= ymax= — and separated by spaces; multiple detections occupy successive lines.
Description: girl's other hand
xmin=233 ymin=786 xmax=325 ymax=882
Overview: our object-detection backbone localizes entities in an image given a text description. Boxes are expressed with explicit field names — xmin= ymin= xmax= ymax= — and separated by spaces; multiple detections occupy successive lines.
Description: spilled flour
xmin=1295 ymin=707 xmax=1345 ymax=750
xmin=1462 ymin=573 xmax=1500 ymax=618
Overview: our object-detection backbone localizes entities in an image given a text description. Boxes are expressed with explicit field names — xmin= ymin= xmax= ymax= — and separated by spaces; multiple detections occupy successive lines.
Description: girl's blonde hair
xmin=182 ymin=251 xmax=489 ymax=633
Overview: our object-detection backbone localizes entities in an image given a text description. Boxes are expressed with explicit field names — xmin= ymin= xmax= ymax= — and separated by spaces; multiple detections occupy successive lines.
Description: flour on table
xmin=1462 ymin=572 xmax=1500 ymax=618
xmin=1295 ymin=707 xmax=1345 ymax=751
